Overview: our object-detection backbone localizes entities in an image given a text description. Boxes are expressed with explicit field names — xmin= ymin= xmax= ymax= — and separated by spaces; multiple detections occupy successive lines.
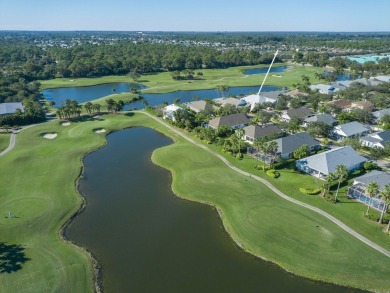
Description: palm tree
xmin=106 ymin=99 xmax=115 ymax=113
xmin=93 ymin=103 xmax=101 ymax=114
xmin=366 ymin=182 xmax=379 ymax=216
xmin=321 ymin=172 xmax=335 ymax=197
xmin=334 ymin=165 xmax=348 ymax=203
xmin=216 ymin=85 xmax=229 ymax=98
xmin=253 ymin=137 xmax=262 ymax=164
xmin=379 ymin=184 xmax=390 ymax=224
xmin=235 ymin=128 xmax=245 ymax=157
xmin=266 ymin=141 xmax=278 ymax=169
xmin=84 ymin=102 xmax=93 ymax=114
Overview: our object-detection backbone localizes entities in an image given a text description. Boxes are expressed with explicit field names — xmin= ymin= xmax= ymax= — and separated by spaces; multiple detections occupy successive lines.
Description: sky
xmin=0 ymin=0 xmax=389 ymax=32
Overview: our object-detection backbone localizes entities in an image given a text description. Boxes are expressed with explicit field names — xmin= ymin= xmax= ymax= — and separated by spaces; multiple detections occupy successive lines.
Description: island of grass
xmin=1 ymin=112 xmax=390 ymax=292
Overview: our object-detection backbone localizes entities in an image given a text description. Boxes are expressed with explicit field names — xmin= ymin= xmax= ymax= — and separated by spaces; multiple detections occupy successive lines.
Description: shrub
xmin=266 ymin=169 xmax=280 ymax=178
xmin=236 ymin=153 xmax=243 ymax=159
xmin=350 ymin=169 xmax=363 ymax=177
xmin=364 ymin=162 xmax=379 ymax=171
xmin=299 ymin=187 xmax=321 ymax=195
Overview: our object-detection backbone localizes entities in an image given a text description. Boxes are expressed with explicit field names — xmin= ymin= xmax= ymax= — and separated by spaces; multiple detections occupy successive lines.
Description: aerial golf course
xmin=1 ymin=65 xmax=390 ymax=292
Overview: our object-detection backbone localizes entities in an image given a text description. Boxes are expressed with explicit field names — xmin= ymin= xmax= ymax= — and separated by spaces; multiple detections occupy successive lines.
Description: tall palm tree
xmin=366 ymin=182 xmax=379 ymax=216
xmin=84 ymin=102 xmax=93 ymax=114
xmin=266 ymin=141 xmax=278 ymax=169
xmin=334 ymin=165 xmax=348 ymax=203
xmin=235 ymin=128 xmax=245 ymax=157
xmin=379 ymin=184 xmax=390 ymax=224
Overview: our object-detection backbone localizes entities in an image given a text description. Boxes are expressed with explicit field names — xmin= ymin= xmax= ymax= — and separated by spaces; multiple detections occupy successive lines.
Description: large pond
xmin=243 ymin=66 xmax=288 ymax=75
xmin=42 ymin=84 xmax=280 ymax=110
xmin=65 ymin=127 xmax=361 ymax=293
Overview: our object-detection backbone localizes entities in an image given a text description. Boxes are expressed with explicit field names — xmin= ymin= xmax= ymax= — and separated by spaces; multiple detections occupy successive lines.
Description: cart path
xmin=140 ymin=110 xmax=390 ymax=258
xmin=0 ymin=124 xmax=39 ymax=157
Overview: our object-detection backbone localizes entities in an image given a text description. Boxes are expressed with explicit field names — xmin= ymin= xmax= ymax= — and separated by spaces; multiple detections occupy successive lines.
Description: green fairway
xmin=1 ymin=113 xmax=389 ymax=292
xmin=39 ymin=64 xmax=323 ymax=93
xmin=0 ymin=134 xmax=10 ymax=152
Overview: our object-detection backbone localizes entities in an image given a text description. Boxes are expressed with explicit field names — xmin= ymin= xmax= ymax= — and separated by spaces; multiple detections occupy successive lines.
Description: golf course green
xmin=1 ymin=112 xmax=390 ymax=292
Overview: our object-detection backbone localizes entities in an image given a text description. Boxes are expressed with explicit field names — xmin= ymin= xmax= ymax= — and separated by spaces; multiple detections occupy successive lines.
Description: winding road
xmin=140 ymin=111 xmax=390 ymax=258
xmin=0 ymin=124 xmax=39 ymax=157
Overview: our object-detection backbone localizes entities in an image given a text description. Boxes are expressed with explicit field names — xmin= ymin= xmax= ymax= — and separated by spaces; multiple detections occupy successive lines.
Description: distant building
xmin=0 ymin=102 xmax=24 ymax=116
xmin=328 ymin=99 xmax=352 ymax=111
xmin=281 ymin=108 xmax=313 ymax=122
xmin=208 ymin=113 xmax=250 ymax=130
xmin=371 ymin=75 xmax=390 ymax=83
xmin=310 ymin=84 xmax=339 ymax=94
xmin=372 ymin=108 xmax=390 ymax=121
xmin=303 ymin=114 xmax=337 ymax=127
xmin=360 ymin=130 xmax=390 ymax=149
xmin=351 ymin=101 xmax=374 ymax=112
xmin=241 ymin=91 xmax=284 ymax=111
xmin=186 ymin=100 xmax=216 ymax=114
xmin=331 ymin=121 xmax=370 ymax=140
xmin=215 ymin=97 xmax=246 ymax=108
xmin=296 ymin=146 xmax=367 ymax=179
xmin=243 ymin=124 xmax=283 ymax=143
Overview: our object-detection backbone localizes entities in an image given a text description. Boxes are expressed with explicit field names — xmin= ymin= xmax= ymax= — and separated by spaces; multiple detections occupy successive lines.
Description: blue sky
xmin=0 ymin=0 xmax=389 ymax=31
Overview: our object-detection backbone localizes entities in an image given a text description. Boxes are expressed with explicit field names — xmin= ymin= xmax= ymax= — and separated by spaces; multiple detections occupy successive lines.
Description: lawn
xmin=0 ymin=133 xmax=10 ymax=152
xmin=2 ymin=112 xmax=389 ymax=292
xmin=39 ymin=64 xmax=324 ymax=93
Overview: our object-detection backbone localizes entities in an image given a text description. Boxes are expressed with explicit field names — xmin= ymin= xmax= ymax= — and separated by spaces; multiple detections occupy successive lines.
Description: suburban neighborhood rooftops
xmin=272 ymin=132 xmax=320 ymax=155
xmin=304 ymin=113 xmax=337 ymax=126
xmin=208 ymin=113 xmax=249 ymax=129
xmin=0 ymin=102 xmax=24 ymax=115
xmin=330 ymin=99 xmax=352 ymax=109
xmin=372 ymin=108 xmax=390 ymax=119
xmin=243 ymin=124 xmax=282 ymax=139
xmin=354 ymin=170 xmax=390 ymax=191
xmin=284 ymin=108 xmax=313 ymax=119
xmin=186 ymin=100 xmax=215 ymax=113
xmin=333 ymin=121 xmax=370 ymax=137
xmin=297 ymin=146 xmax=367 ymax=176
xmin=361 ymin=130 xmax=390 ymax=144
xmin=217 ymin=97 xmax=246 ymax=107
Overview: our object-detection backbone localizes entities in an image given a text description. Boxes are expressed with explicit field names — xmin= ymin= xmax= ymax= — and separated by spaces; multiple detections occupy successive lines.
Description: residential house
xmin=309 ymin=84 xmax=339 ymax=94
xmin=283 ymin=89 xmax=310 ymax=98
xmin=348 ymin=170 xmax=390 ymax=211
xmin=208 ymin=113 xmax=250 ymax=130
xmin=338 ymin=78 xmax=382 ymax=88
xmin=303 ymin=113 xmax=337 ymax=127
xmin=271 ymin=132 xmax=321 ymax=159
xmin=162 ymin=104 xmax=183 ymax=122
xmin=243 ymin=124 xmax=283 ymax=144
xmin=360 ymin=130 xmax=390 ymax=149
xmin=328 ymin=99 xmax=352 ymax=111
xmin=215 ymin=97 xmax=246 ymax=108
xmin=296 ymin=146 xmax=367 ymax=179
xmin=186 ymin=100 xmax=216 ymax=114
xmin=281 ymin=108 xmax=313 ymax=122
xmin=372 ymin=108 xmax=390 ymax=122
xmin=0 ymin=102 xmax=24 ymax=116
xmin=331 ymin=121 xmax=370 ymax=140
xmin=371 ymin=75 xmax=390 ymax=83
xmin=351 ymin=101 xmax=374 ymax=112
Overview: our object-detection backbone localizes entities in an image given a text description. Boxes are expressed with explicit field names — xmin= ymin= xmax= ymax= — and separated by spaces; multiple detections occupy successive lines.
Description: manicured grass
xmin=0 ymin=133 xmax=10 ymax=152
xmin=39 ymin=64 xmax=324 ymax=93
xmin=2 ymin=112 xmax=389 ymax=292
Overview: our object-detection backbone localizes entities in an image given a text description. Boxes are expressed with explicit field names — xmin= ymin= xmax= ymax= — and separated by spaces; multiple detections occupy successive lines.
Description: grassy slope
xmin=0 ymin=134 xmax=10 ymax=152
xmin=0 ymin=112 xmax=389 ymax=292
xmin=39 ymin=64 xmax=323 ymax=93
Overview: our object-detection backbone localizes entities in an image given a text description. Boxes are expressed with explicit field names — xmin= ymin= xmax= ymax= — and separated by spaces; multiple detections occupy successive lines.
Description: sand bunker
xmin=62 ymin=122 xmax=70 ymax=126
xmin=43 ymin=133 xmax=57 ymax=139
xmin=94 ymin=129 xmax=106 ymax=133
xmin=93 ymin=115 xmax=101 ymax=119
xmin=272 ymin=74 xmax=282 ymax=77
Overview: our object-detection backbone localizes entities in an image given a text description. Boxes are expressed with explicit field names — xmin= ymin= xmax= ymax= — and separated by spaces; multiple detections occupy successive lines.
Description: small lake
xmin=42 ymin=84 xmax=280 ymax=110
xmin=66 ymin=127 xmax=361 ymax=293
xmin=42 ymin=82 xmax=147 ymax=107
xmin=322 ymin=71 xmax=360 ymax=81
xmin=244 ymin=66 xmax=288 ymax=75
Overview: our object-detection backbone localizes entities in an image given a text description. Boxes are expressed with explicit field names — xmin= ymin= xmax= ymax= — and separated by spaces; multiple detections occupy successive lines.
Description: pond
xmin=42 ymin=83 xmax=281 ymax=110
xmin=65 ymin=127 xmax=362 ymax=293
xmin=322 ymin=71 xmax=360 ymax=81
xmin=243 ymin=66 xmax=288 ymax=75
xmin=42 ymin=82 xmax=146 ymax=107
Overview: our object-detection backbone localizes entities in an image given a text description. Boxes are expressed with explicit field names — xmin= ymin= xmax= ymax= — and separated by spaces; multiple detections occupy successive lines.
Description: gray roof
xmin=273 ymin=132 xmax=320 ymax=155
xmin=285 ymin=108 xmax=313 ymax=120
xmin=304 ymin=114 xmax=337 ymax=126
xmin=261 ymin=90 xmax=285 ymax=100
xmin=218 ymin=97 xmax=246 ymax=107
xmin=297 ymin=146 xmax=367 ymax=176
xmin=372 ymin=108 xmax=390 ymax=119
xmin=361 ymin=130 xmax=390 ymax=145
xmin=186 ymin=100 xmax=215 ymax=113
xmin=354 ymin=170 xmax=390 ymax=191
xmin=243 ymin=125 xmax=282 ymax=139
xmin=334 ymin=121 xmax=370 ymax=137
xmin=208 ymin=113 xmax=249 ymax=129
xmin=0 ymin=102 xmax=24 ymax=115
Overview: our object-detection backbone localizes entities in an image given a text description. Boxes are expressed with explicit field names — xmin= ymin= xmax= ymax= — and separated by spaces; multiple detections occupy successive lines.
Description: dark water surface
xmin=42 ymin=84 xmax=280 ymax=110
xmin=244 ymin=66 xmax=288 ymax=75
xmin=66 ymin=127 xmax=362 ymax=293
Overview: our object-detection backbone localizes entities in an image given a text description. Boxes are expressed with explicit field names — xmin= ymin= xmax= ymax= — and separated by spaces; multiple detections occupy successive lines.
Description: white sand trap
xmin=62 ymin=122 xmax=70 ymax=126
xmin=43 ymin=133 xmax=57 ymax=139
xmin=93 ymin=115 xmax=100 ymax=119
xmin=272 ymin=74 xmax=282 ymax=77
xmin=94 ymin=129 xmax=106 ymax=133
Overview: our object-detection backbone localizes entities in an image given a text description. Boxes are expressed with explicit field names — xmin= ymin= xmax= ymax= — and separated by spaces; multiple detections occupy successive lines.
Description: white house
xmin=360 ymin=130 xmax=390 ymax=149
xmin=0 ymin=102 xmax=24 ymax=116
xmin=162 ymin=104 xmax=183 ymax=122
xmin=331 ymin=121 xmax=370 ymax=140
